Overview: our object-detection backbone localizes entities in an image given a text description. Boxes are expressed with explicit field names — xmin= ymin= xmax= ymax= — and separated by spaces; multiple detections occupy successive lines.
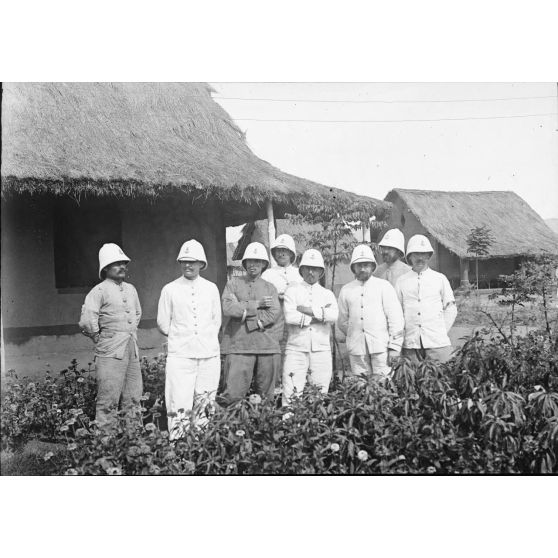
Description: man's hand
xmin=387 ymin=349 xmax=400 ymax=366
xmin=258 ymin=296 xmax=273 ymax=308
xmin=297 ymin=305 xmax=314 ymax=317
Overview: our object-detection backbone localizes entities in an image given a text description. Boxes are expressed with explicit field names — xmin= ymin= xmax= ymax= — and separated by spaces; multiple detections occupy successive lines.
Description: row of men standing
xmin=79 ymin=229 xmax=457 ymax=438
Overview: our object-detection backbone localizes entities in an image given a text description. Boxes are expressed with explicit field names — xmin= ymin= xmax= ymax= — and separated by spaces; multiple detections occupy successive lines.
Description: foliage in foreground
xmin=2 ymin=328 xmax=557 ymax=475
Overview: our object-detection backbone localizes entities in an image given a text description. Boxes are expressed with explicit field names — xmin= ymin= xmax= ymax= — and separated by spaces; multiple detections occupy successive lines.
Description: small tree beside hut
xmin=466 ymin=225 xmax=495 ymax=290
xmin=287 ymin=196 xmax=390 ymax=291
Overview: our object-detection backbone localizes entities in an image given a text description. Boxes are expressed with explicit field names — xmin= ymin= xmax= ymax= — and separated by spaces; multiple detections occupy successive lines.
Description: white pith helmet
xmin=242 ymin=242 xmax=270 ymax=271
xmin=270 ymin=234 xmax=296 ymax=263
xmin=98 ymin=243 xmax=130 ymax=279
xmin=350 ymin=244 xmax=376 ymax=271
xmin=406 ymin=234 xmax=434 ymax=256
xmin=177 ymin=239 xmax=208 ymax=270
xmin=378 ymin=228 xmax=405 ymax=254
xmin=299 ymin=249 xmax=325 ymax=270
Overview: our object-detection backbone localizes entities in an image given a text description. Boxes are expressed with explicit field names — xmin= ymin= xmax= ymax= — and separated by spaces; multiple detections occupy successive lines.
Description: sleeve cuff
xmin=311 ymin=304 xmax=325 ymax=322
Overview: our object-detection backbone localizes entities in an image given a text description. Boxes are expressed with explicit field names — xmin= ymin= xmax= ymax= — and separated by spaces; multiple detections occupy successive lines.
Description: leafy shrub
xmin=3 ymin=330 xmax=557 ymax=475
xmin=1 ymin=356 xmax=166 ymax=452
xmin=1 ymin=360 xmax=97 ymax=452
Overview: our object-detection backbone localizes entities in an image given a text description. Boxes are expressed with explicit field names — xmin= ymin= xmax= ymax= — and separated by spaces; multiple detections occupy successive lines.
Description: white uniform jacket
xmin=374 ymin=259 xmax=411 ymax=288
xmin=283 ymin=281 xmax=338 ymax=352
xmin=395 ymin=268 xmax=457 ymax=349
xmin=157 ymin=276 xmax=221 ymax=358
xmin=337 ymin=276 xmax=404 ymax=355
xmin=262 ymin=264 xmax=303 ymax=296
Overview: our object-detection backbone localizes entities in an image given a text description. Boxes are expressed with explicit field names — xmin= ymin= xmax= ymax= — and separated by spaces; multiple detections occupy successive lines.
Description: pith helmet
xmin=350 ymin=244 xmax=376 ymax=271
xmin=271 ymin=234 xmax=296 ymax=263
xmin=242 ymin=242 xmax=270 ymax=271
xmin=177 ymin=239 xmax=208 ymax=270
xmin=406 ymin=234 xmax=434 ymax=256
xmin=378 ymin=228 xmax=405 ymax=254
xmin=299 ymin=249 xmax=325 ymax=269
xmin=98 ymin=243 xmax=130 ymax=279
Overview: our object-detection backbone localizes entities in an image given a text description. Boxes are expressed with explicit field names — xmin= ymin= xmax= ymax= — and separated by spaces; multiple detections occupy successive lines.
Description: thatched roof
xmin=233 ymin=218 xmax=355 ymax=261
xmin=386 ymin=188 xmax=558 ymax=258
xmin=1 ymin=82 xmax=386 ymax=225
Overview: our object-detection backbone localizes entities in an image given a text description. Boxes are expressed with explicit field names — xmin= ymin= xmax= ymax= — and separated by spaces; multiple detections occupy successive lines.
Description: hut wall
xmin=437 ymin=244 xmax=461 ymax=287
xmin=1 ymin=195 xmax=227 ymax=375
xmin=325 ymin=265 xmax=354 ymax=297
xmin=468 ymin=257 xmax=517 ymax=288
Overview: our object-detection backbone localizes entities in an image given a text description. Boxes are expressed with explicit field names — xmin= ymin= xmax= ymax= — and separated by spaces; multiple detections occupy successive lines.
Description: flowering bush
xmin=1 ymin=356 xmax=166 ymax=452
xmin=2 ymin=328 xmax=557 ymax=474
xmin=58 ymin=411 xmax=195 ymax=475
xmin=1 ymin=360 xmax=97 ymax=452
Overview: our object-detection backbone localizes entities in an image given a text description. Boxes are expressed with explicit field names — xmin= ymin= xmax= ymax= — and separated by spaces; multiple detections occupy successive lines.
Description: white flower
xmin=357 ymin=450 xmax=369 ymax=462
xmin=107 ymin=467 xmax=123 ymax=476
xmin=249 ymin=394 xmax=262 ymax=405
xmin=183 ymin=460 xmax=196 ymax=473
xmin=64 ymin=468 xmax=78 ymax=475
xmin=27 ymin=382 xmax=36 ymax=390
xmin=282 ymin=412 xmax=294 ymax=421
xmin=330 ymin=443 xmax=340 ymax=453
xmin=145 ymin=423 xmax=156 ymax=431
xmin=77 ymin=377 xmax=85 ymax=384
xmin=235 ymin=429 xmax=246 ymax=437
xmin=43 ymin=451 xmax=54 ymax=461
xmin=426 ymin=466 xmax=436 ymax=474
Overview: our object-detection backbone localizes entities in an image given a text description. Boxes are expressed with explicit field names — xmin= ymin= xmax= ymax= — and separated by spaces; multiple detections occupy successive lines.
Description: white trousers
xmin=282 ymin=349 xmax=332 ymax=406
xmin=165 ymin=355 xmax=220 ymax=440
xmin=348 ymin=351 xmax=391 ymax=379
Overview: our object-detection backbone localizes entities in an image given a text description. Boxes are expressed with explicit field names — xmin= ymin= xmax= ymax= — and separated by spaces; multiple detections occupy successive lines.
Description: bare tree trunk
xmin=476 ymin=258 xmax=479 ymax=291
xmin=510 ymin=294 xmax=516 ymax=347
xmin=541 ymin=285 xmax=552 ymax=339
xmin=330 ymin=235 xmax=339 ymax=377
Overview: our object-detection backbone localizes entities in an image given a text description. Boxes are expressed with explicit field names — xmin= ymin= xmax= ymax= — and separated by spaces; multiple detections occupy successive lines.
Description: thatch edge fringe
xmin=1 ymin=177 xmax=390 ymax=218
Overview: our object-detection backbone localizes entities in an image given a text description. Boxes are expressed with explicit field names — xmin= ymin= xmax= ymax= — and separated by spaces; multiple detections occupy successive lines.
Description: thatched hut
xmin=385 ymin=188 xmax=558 ymax=288
xmin=1 ymin=82 xmax=385 ymax=373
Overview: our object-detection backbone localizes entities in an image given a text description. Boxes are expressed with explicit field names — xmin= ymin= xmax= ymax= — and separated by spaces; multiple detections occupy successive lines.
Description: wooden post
xmin=459 ymin=257 xmax=471 ymax=288
xmin=265 ymin=199 xmax=277 ymax=266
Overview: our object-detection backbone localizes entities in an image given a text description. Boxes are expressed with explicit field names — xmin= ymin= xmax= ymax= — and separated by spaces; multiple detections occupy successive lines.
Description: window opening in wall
xmin=53 ymin=198 xmax=122 ymax=290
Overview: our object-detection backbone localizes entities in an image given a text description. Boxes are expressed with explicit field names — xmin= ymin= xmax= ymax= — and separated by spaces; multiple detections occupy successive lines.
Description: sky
xmin=212 ymin=83 xmax=558 ymax=224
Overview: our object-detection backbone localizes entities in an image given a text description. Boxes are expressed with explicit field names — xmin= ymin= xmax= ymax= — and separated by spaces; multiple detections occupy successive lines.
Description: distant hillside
xmin=545 ymin=218 xmax=558 ymax=234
